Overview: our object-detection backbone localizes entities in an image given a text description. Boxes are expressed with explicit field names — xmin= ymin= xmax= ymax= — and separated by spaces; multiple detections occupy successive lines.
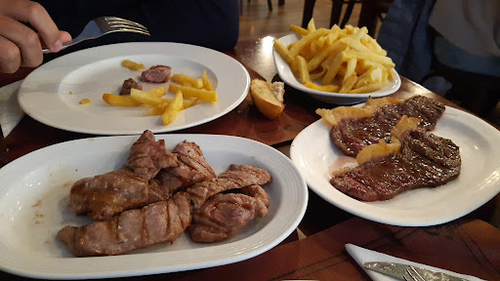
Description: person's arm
xmin=0 ymin=0 xmax=71 ymax=73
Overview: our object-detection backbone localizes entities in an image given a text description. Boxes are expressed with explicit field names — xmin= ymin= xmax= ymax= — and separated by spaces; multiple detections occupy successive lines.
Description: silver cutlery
xmin=42 ymin=16 xmax=150 ymax=53
xmin=363 ymin=261 xmax=471 ymax=281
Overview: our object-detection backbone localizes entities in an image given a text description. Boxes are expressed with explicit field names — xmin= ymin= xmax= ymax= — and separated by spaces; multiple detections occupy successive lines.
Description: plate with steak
xmin=0 ymin=133 xmax=307 ymax=279
xmin=18 ymin=42 xmax=250 ymax=135
xmin=291 ymin=98 xmax=500 ymax=227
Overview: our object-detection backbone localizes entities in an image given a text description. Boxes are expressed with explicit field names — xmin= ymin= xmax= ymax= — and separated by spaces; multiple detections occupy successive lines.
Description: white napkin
xmin=345 ymin=243 xmax=485 ymax=281
xmin=0 ymin=80 xmax=25 ymax=137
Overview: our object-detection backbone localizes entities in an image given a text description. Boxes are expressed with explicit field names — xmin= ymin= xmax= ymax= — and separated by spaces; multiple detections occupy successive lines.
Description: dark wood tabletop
xmin=1 ymin=38 xmax=499 ymax=281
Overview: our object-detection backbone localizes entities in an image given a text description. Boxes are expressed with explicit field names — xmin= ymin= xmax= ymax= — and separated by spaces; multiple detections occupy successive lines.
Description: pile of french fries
xmin=274 ymin=19 xmax=395 ymax=94
xmin=103 ymin=60 xmax=218 ymax=126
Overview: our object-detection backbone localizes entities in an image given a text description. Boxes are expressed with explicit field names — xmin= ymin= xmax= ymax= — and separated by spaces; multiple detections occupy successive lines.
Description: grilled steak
xmin=330 ymin=130 xmax=461 ymax=201
xmin=189 ymin=185 xmax=270 ymax=243
xmin=330 ymin=96 xmax=445 ymax=157
xmin=155 ymin=141 xmax=216 ymax=198
xmin=120 ymin=78 xmax=142 ymax=95
xmin=57 ymin=165 xmax=272 ymax=257
xmin=123 ymin=130 xmax=179 ymax=180
xmin=140 ymin=65 xmax=171 ymax=83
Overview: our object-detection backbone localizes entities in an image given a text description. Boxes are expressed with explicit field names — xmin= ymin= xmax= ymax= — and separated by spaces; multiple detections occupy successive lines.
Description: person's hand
xmin=0 ymin=0 xmax=72 ymax=73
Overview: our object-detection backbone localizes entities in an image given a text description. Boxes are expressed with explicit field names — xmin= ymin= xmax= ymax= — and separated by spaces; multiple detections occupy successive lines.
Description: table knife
xmin=363 ymin=261 xmax=471 ymax=281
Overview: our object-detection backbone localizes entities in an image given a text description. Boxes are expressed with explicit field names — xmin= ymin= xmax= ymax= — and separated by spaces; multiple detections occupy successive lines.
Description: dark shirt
xmin=36 ymin=0 xmax=239 ymax=59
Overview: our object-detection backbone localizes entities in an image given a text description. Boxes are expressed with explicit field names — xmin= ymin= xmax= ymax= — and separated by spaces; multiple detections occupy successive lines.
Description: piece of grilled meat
xmin=330 ymin=96 xmax=445 ymax=157
xmin=57 ymin=165 xmax=272 ymax=257
xmin=189 ymin=185 xmax=270 ymax=243
xmin=330 ymin=129 xmax=461 ymax=201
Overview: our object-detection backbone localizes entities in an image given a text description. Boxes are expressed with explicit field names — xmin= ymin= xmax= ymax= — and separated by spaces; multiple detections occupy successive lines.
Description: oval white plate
xmin=273 ymin=34 xmax=401 ymax=105
xmin=0 ymin=134 xmax=307 ymax=279
xmin=290 ymin=107 xmax=500 ymax=227
xmin=18 ymin=42 xmax=250 ymax=135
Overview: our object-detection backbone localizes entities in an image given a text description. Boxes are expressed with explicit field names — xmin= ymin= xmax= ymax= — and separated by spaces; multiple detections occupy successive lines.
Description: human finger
xmin=0 ymin=36 xmax=22 ymax=73
xmin=0 ymin=15 xmax=43 ymax=68
xmin=4 ymin=0 xmax=64 ymax=52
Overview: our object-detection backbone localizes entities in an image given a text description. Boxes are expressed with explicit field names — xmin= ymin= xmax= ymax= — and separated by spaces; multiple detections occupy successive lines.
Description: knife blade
xmin=363 ymin=261 xmax=470 ymax=281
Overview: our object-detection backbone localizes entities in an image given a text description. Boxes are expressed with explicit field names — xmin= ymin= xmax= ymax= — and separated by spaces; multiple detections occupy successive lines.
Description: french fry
xmin=322 ymin=52 xmax=343 ymax=85
xmin=339 ymin=75 xmax=357 ymax=93
xmin=343 ymin=57 xmax=357 ymax=83
xmin=289 ymin=24 xmax=309 ymax=37
xmin=305 ymin=81 xmax=339 ymax=92
xmin=288 ymin=28 xmax=329 ymax=57
xmin=202 ymin=70 xmax=214 ymax=91
xmin=291 ymin=55 xmax=310 ymax=83
xmin=147 ymin=86 xmax=166 ymax=97
xmin=342 ymin=50 xmax=395 ymax=68
xmin=349 ymin=82 xmax=385 ymax=94
xmin=121 ymin=59 xmax=145 ymax=70
xmin=162 ymin=91 xmax=184 ymax=126
xmin=274 ymin=40 xmax=294 ymax=65
xmin=168 ymin=84 xmax=218 ymax=102
xmin=130 ymin=88 xmax=164 ymax=106
xmin=306 ymin=18 xmax=316 ymax=31
xmin=103 ymin=93 xmax=141 ymax=106
xmin=171 ymin=74 xmax=204 ymax=89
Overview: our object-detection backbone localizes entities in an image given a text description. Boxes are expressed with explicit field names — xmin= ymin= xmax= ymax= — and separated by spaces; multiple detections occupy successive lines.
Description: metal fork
xmin=403 ymin=265 xmax=427 ymax=281
xmin=42 ymin=16 xmax=150 ymax=53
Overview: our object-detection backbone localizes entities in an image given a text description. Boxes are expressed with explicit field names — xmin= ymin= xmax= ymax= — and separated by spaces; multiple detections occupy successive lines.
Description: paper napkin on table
xmin=0 ymin=80 xmax=25 ymax=137
xmin=345 ymin=243 xmax=485 ymax=281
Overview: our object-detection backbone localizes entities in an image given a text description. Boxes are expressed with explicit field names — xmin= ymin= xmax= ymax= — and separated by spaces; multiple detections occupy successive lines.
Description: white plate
xmin=0 ymin=134 xmax=308 ymax=279
xmin=273 ymin=34 xmax=401 ymax=105
xmin=18 ymin=42 xmax=250 ymax=135
xmin=290 ymin=107 xmax=500 ymax=227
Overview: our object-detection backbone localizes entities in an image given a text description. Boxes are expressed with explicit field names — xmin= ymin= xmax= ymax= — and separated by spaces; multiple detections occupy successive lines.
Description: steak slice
xmin=329 ymin=96 xmax=445 ymax=157
xmin=189 ymin=185 xmax=270 ymax=243
xmin=57 ymin=165 xmax=272 ymax=257
xmin=155 ymin=141 xmax=216 ymax=198
xmin=330 ymin=130 xmax=461 ymax=201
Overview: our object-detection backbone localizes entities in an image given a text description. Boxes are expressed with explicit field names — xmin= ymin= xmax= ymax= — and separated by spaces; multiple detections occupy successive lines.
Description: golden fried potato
xmin=103 ymin=94 xmax=141 ymax=106
xmin=168 ymin=84 xmax=218 ymax=103
xmin=121 ymin=59 xmax=145 ymax=70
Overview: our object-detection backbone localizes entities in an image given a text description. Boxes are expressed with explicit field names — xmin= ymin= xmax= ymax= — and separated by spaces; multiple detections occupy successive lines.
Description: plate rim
xmin=17 ymin=42 xmax=250 ymax=135
xmin=0 ymin=133 xmax=308 ymax=279
xmin=290 ymin=106 xmax=500 ymax=227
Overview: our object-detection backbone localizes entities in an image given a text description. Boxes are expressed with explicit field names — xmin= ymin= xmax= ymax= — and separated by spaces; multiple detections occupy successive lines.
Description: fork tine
xmin=107 ymin=27 xmax=151 ymax=37
xmin=406 ymin=265 xmax=427 ymax=281
xmin=108 ymin=23 xmax=149 ymax=33
xmin=103 ymin=16 xmax=148 ymax=30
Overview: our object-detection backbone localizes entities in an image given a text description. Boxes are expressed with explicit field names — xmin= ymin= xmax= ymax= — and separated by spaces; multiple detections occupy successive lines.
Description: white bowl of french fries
xmin=273 ymin=23 xmax=401 ymax=105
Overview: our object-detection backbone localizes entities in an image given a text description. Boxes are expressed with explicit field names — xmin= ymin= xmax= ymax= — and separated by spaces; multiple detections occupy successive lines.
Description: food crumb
xmin=80 ymin=98 xmax=91 ymax=104
xmin=69 ymin=91 xmax=73 ymax=94
xmin=32 ymin=199 xmax=42 ymax=208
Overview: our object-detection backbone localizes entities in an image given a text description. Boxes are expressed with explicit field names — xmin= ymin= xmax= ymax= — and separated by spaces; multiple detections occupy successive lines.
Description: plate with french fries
xmin=18 ymin=42 xmax=250 ymax=135
xmin=273 ymin=22 xmax=401 ymax=105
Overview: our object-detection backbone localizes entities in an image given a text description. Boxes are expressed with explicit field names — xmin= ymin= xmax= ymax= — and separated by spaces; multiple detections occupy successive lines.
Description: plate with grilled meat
xmin=0 ymin=132 xmax=307 ymax=279
xmin=290 ymin=96 xmax=500 ymax=227
xmin=18 ymin=42 xmax=250 ymax=135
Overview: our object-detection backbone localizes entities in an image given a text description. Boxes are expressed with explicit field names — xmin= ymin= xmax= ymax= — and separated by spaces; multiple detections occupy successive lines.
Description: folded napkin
xmin=0 ymin=80 xmax=25 ymax=137
xmin=345 ymin=243 xmax=485 ymax=281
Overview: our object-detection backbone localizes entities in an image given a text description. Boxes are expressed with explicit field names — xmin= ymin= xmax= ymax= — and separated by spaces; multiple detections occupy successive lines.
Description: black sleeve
xmin=37 ymin=0 xmax=239 ymax=59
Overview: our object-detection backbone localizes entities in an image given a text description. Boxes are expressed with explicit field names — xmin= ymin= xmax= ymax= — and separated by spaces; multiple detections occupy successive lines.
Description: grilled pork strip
xmin=123 ymin=130 xmax=179 ymax=180
xmin=330 ymin=130 xmax=461 ymax=201
xmin=330 ymin=96 xmax=445 ymax=157
xmin=57 ymin=165 xmax=272 ymax=257
xmin=189 ymin=185 xmax=270 ymax=243
xmin=69 ymin=130 xmax=180 ymax=220
xmin=155 ymin=141 xmax=216 ymax=198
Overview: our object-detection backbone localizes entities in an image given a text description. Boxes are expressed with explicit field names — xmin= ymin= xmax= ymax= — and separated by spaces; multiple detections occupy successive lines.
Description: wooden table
xmin=1 ymin=38 xmax=499 ymax=281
